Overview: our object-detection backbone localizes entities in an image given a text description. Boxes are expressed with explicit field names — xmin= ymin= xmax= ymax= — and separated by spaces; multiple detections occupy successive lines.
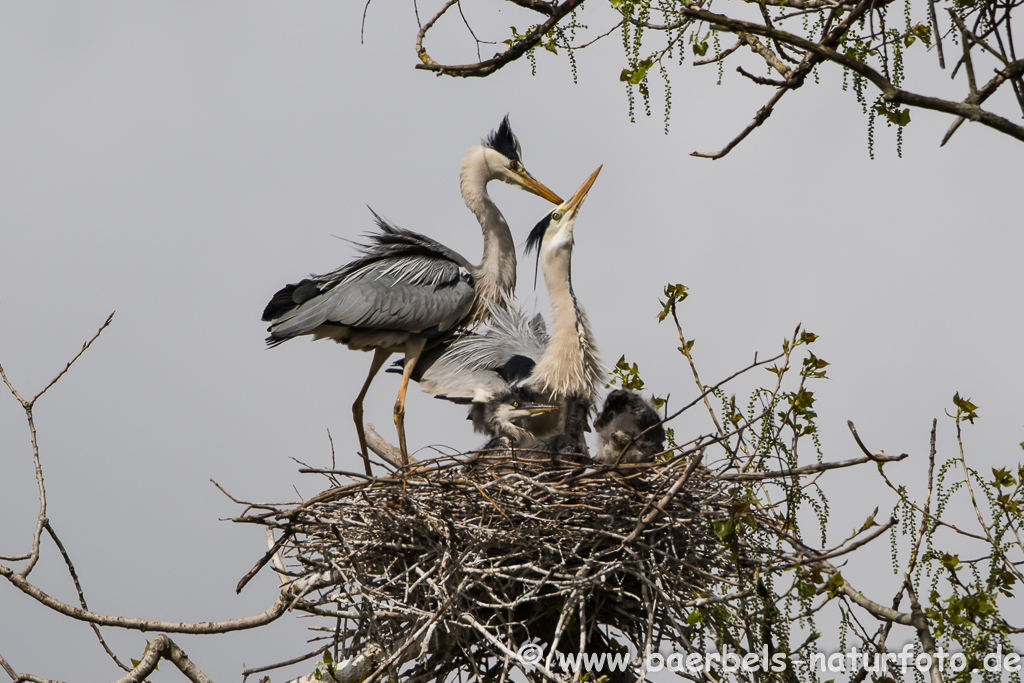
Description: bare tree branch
xmin=691 ymin=88 xmax=789 ymax=159
xmin=674 ymin=5 xmax=1024 ymax=143
xmin=111 ymin=635 xmax=214 ymax=683
xmin=43 ymin=522 xmax=131 ymax=671
xmin=0 ymin=563 xmax=334 ymax=634
xmin=0 ymin=313 xmax=115 ymax=578
xmin=415 ymin=0 xmax=585 ymax=77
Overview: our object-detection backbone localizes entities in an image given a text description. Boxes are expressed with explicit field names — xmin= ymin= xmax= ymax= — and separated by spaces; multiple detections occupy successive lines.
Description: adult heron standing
xmin=261 ymin=118 xmax=562 ymax=468
xmin=411 ymin=167 xmax=606 ymax=450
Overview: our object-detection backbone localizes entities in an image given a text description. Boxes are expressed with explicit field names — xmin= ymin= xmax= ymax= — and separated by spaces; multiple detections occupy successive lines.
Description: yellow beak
xmin=563 ymin=165 xmax=603 ymax=217
xmin=521 ymin=402 xmax=558 ymax=415
xmin=517 ymin=170 xmax=563 ymax=204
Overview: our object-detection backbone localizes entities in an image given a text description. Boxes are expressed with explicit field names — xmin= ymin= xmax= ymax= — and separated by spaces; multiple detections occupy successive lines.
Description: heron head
xmin=479 ymin=116 xmax=563 ymax=204
xmin=492 ymin=395 xmax=558 ymax=423
xmin=524 ymin=165 xmax=603 ymax=260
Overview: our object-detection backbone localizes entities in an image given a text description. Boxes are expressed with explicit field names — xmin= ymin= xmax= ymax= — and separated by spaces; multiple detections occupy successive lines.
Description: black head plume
xmin=483 ymin=115 xmax=522 ymax=163
xmin=523 ymin=210 xmax=554 ymax=290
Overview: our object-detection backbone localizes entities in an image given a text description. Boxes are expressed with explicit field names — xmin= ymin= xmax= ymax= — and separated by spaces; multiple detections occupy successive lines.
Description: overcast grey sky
xmin=1 ymin=2 xmax=1021 ymax=680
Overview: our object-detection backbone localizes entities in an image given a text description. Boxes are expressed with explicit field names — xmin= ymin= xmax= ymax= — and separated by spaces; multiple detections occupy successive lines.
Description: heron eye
xmin=551 ymin=211 xmax=563 ymax=221
xmin=512 ymin=401 xmax=520 ymax=408
xmin=509 ymin=160 xmax=522 ymax=172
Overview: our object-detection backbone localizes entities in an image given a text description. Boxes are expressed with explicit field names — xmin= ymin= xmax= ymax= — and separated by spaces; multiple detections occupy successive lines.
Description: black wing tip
xmin=262 ymin=280 xmax=319 ymax=321
xmin=483 ymin=115 xmax=521 ymax=163
xmin=498 ymin=355 xmax=537 ymax=385
xmin=365 ymin=206 xmax=400 ymax=234
xmin=435 ymin=394 xmax=474 ymax=405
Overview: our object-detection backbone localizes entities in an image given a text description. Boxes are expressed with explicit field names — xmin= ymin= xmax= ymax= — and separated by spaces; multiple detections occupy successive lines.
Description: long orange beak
xmin=518 ymin=169 xmax=564 ymax=204
xmin=563 ymin=165 xmax=603 ymax=217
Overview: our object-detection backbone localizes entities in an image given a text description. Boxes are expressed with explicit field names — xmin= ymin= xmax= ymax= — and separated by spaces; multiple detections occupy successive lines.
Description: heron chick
xmin=593 ymin=389 xmax=666 ymax=464
xmin=262 ymin=117 xmax=562 ymax=468
xmin=471 ymin=388 xmax=557 ymax=449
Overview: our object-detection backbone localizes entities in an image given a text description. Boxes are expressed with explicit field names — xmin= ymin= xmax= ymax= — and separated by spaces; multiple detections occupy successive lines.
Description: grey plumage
xmin=593 ymin=389 xmax=666 ymax=464
xmin=261 ymin=117 xmax=562 ymax=466
xmin=264 ymin=215 xmax=476 ymax=349
xmin=469 ymin=387 xmax=556 ymax=449
xmin=408 ymin=167 xmax=607 ymax=450
xmin=414 ymin=300 xmax=548 ymax=401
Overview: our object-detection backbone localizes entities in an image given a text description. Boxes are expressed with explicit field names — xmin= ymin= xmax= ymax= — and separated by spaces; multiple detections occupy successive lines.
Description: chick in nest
xmin=594 ymin=389 xmax=666 ymax=464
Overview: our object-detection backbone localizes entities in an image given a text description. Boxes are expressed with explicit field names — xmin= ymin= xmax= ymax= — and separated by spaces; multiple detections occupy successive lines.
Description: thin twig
xmin=43 ymin=522 xmax=131 ymax=671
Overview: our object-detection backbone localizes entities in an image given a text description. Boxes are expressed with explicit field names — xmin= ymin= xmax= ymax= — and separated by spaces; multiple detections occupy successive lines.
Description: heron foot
xmin=353 ymin=400 xmax=373 ymax=476
xmin=393 ymin=399 xmax=410 ymax=466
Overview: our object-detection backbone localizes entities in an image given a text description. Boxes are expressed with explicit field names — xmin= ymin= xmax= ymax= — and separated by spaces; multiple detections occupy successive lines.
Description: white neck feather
xmin=460 ymin=147 xmax=517 ymax=320
xmin=527 ymin=241 xmax=602 ymax=403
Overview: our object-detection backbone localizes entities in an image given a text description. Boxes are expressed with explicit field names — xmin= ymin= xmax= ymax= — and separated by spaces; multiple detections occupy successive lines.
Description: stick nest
xmin=239 ymin=451 xmax=775 ymax=682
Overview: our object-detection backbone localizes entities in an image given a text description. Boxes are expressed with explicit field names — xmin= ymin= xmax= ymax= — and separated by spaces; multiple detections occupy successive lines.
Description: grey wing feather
xmin=324 ymin=275 xmax=475 ymax=333
xmin=265 ymin=212 xmax=477 ymax=342
xmin=422 ymin=368 xmax=513 ymax=402
xmin=417 ymin=298 xmax=548 ymax=396
xmin=270 ymin=273 xmax=474 ymax=340
xmin=529 ymin=313 xmax=547 ymax=339
xmin=264 ymin=264 xmax=471 ymax=344
xmin=318 ymin=211 xmax=474 ymax=285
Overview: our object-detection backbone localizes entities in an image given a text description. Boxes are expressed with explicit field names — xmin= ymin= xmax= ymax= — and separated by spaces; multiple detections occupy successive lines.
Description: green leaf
xmin=952 ymin=392 xmax=980 ymax=423
xmin=873 ymin=102 xmax=910 ymax=126
xmin=858 ymin=508 xmax=879 ymax=532
xmin=940 ymin=552 xmax=960 ymax=571
xmin=912 ymin=23 xmax=932 ymax=45
xmin=609 ymin=354 xmax=646 ymax=391
xmin=992 ymin=467 xmax=1016 ymax=488
xmin=796 ymin=581 xmax=818 ymax=600
xmin=620 ymin=58 xmax=654 ymax=84
xmin=824 ymin=572 xmax=845 ymax=599
xmin=714 ymin=518 xmax=738 ymax=542
xmin=693 ymin=40 xmax=709 ymax=56
xmin=657 ymin=283 xmax=689 ymax=321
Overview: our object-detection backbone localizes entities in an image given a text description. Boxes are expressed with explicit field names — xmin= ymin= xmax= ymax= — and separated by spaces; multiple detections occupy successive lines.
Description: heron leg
xmin=353 ymin=348 xmax=391 ymax=476
xmin=393 ymin=338 xmax=427 ymax=466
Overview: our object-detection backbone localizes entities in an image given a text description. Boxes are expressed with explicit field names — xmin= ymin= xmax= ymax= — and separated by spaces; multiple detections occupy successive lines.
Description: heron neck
xmin=461 ymin=150 xmax=517 ymax=314
xmin=529 ymin=245 xmax=601 ymax=402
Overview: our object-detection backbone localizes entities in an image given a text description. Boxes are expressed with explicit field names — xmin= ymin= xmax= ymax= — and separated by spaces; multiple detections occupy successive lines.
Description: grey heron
xmin=593 ymin=389 xmax=666 ymax=464
xmin=409 ymin=167 xmax=606 ymax=449
xmin=261 ymin=118 xmax=562 ymax=467
xmin=467 ymin=388 xmax=558 ymax=449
